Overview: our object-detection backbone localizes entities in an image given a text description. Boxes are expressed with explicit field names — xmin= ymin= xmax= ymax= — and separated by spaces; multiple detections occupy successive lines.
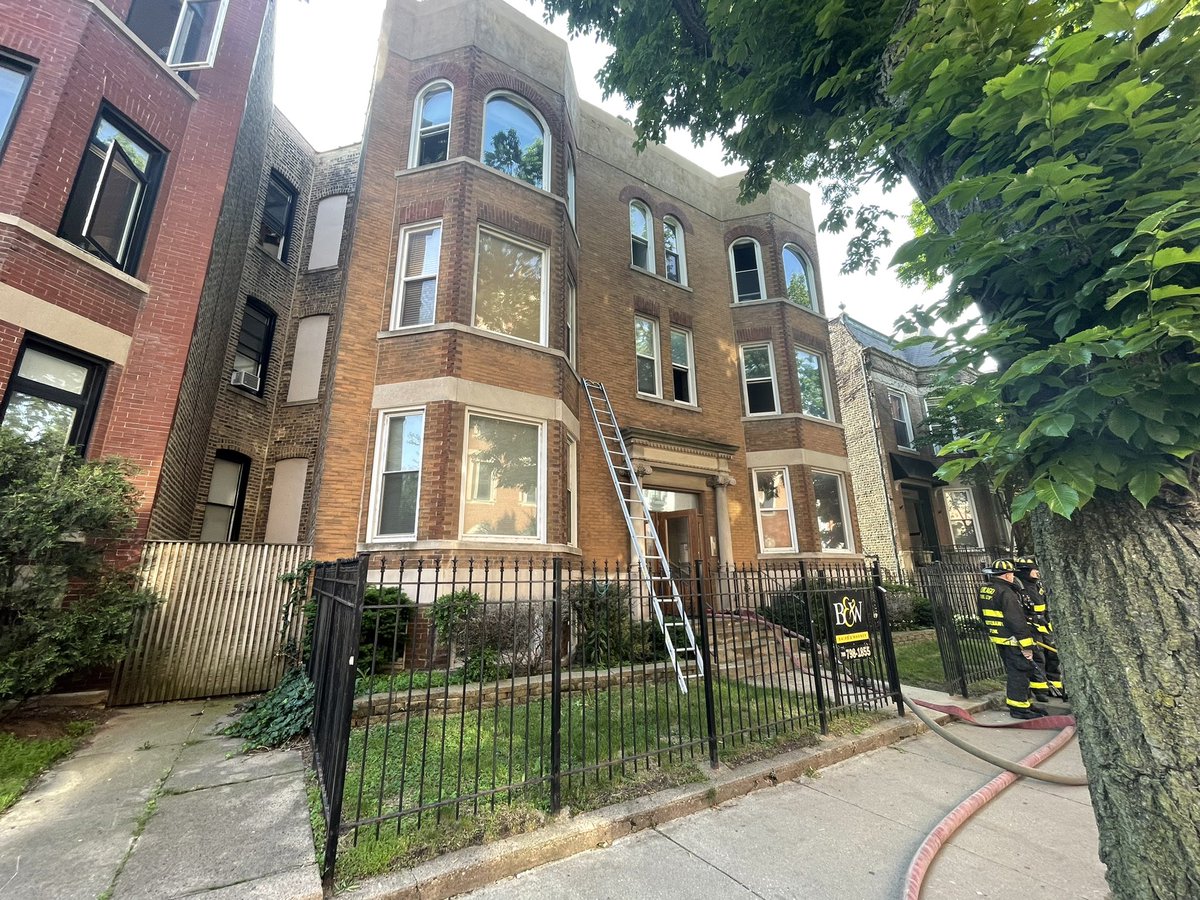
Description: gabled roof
xmin=838 ymin=314 xmax=947 ymax=370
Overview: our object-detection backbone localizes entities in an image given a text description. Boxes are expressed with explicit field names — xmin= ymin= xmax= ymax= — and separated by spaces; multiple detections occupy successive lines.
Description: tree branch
xmin=671 ymin=0 xmax=711 ymax=56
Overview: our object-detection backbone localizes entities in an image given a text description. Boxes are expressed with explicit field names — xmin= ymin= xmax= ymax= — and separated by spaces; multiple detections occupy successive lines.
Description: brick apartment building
xmin=298 ymin=0 xmax=863 ymax=571
xmin=0 ymin=0 xmax=273 ymax=536
xmin=829 ymin=313 xmax=1011 ymax=576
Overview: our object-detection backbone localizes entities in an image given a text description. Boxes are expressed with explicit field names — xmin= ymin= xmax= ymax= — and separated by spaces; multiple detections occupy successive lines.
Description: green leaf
xmin=1128 ymin=469 xmax=1162 ymax=507
xmin=1033 ymin=479 xmax=1080 ymax=519
xmin=1009 ymin=489 xmax=1039 ymax=523
xmin=1144 ymin=421 xmax=1181 ymax=445
xmin=1038 ymin=413 xmax=1075 ymax=438
xmin=1107 ymin=407 xmax=1140 ymax=441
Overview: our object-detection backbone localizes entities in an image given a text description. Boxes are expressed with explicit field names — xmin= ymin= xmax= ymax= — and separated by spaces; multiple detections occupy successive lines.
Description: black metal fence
xmin=915 ymin=560 xmax=1006 ymax=695
xmin=308 ymin=555 xmax=902 ymax=878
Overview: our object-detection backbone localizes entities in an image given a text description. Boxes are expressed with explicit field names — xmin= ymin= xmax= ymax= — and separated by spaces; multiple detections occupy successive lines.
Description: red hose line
xmin=902 ymin=724 xmax=1079 ymax=900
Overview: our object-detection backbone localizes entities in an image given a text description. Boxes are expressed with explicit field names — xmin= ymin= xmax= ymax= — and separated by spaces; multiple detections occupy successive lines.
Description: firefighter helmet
xmin=1013 ymin=556 xmax=1037 ymax=570
xmin=984 ymin=558 xmax=1016 ymax=575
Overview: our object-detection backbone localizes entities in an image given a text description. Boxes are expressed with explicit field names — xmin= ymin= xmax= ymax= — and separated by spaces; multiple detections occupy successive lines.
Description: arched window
xmin=629 ymin=200 xmax=653 ymax=272
xmin=663 ymin=216 xmax=686 ymax=285
xmin=411 ymin=81 xmax=452 ymax=167
xmin=729 ymin=238 xmax=765 ymax=302
xmin=481 ymin=93 xmax=549 ymax=189
xmin=782 ymin=243 xmax=819 ymax=310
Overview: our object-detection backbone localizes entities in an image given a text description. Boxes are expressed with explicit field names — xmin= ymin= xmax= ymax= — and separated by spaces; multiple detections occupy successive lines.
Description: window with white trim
xmin=753 ymin=468 xmax=798 ymax=553
xmin=729 ymin=238 xmax=765 ymax=302
xmin=410 ymin=81 xmax=452 ymax=167
xmin=944 ymin=487 xmax=983 ymax=548
xmin=812 ymin=471 xmax=853 ymax=552
xmin=371 ymin=410 xmax=424 ymax=539
xmin=393 ymin=221 xmax=442 ymax=328
xmin=663 ymin=216 xmax=686 ymax=285
xmin=59 ymin=107 xmax=164 ymax=274
xmin=629 ymin=201 xmax=653 ymax=272
xmin=634 ymin=316 xmax=660 ymax=397
xmin=126 ymin=0 xmax=230 ymax=70
xmin=740 ymin=343 xmax=778 ymax=415
xmin=567 ymin=436 xmax=578 ymax=546
xmin=794 ymin=348 xmax=832 ymax=420
xmin=670 ymin=327 xmax=695 ymax=405
xmin=307 ymin=194 xmax=348 ymax=270
xmin=481 ymin=93 xmax=548 ymax=189
xmin=462 ymin=413 xmax=542 ymax=540
xmin=566 ymin=151 xmax=576 ymax=227
xmin=889 ymin=390 xmax=914 ymax=448
xmin=473 ymin=228 xmax=546 ymax=344
xmin=565 ymin=278 xmax=577 ymax=367
xmin=782 ymin=244 xmax=818 ymax=311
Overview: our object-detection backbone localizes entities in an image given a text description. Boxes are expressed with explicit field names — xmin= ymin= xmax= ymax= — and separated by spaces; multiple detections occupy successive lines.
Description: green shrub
xmin=881 ymin=581 xmax=936 ymax=631
xmin=564 ymin=580 xmax=669 ymax=665
xmin=0 ymin=433 xmax=157 ymax=703
xmin=456 ymin=598 xmax=550 ymax=681
xmin=225 ymin=667 xmax=315 ymax=749
xmin=431 ymin=590 xmax=479 ymax=645
xmin=359 ymin=587 xmax=413 ymax=675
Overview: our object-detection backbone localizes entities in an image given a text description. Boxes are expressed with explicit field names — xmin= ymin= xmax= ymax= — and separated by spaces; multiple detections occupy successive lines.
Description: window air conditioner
xmin=230 ymin=369 xmax=261 ymax=392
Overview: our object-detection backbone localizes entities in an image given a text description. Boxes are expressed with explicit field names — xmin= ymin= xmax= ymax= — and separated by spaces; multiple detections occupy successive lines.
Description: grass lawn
xmin=0 ymin=720 xmax=94 ymax=813
xmin=894 ymin=636 xmax=1004 ymax=694
xmin=329 ymin=676 xmax=819 ymax=881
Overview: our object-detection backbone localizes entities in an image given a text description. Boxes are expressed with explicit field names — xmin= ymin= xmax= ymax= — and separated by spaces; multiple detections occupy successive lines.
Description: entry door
xmin=901 ymin=485 xmax=941 ymax=561
xmin=651 ymin=509 xmax=704 ymax=613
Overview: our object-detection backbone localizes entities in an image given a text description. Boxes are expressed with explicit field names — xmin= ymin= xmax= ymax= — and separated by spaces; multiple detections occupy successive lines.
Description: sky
xmin=273 ymin=0 xmax=941 ymax=336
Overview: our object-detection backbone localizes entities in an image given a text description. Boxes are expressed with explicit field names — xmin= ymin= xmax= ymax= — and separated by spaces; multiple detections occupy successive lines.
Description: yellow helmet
xmin=985 ymin=558 xmax=1016 ymax=575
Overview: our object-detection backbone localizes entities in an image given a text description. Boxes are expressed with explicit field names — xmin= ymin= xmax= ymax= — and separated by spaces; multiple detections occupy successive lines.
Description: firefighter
xmin=1014 ymin=556 xmax=1065 ymax=699
xmin=1013 ymin=556 xmax=1052 ymax=702
xmin=978 ymin=558 xmax=1045 ymax=719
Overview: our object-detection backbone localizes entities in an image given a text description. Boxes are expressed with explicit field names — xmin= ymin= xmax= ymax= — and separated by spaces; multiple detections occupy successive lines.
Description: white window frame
xmin=471 ymin=225 xmax=549 ymax=346
xmin=166 ymin=0 xmax=231 ymax=70
xmin=634 ymin=315 xmax=661 ymax=398
xmin=409 ymin=80 xmax=453 ymax=168
xmin=480 ymin=91 xmax=551 ymax=191
xmin=566 ymin=150 xmax=577 ymax=227
xmin=889 ymin=390 xmax=915 ymax=449
xmin=629 ymin=200 xmax=654 ymax=273
xmin=739 ymin=342 xmax=779 ymax=416
xmin=670 ymin=326 xmax=696 ymax=406
xmin=752 ymin=467 xmax=799 ymax=554
xmin=459 ymin=409 xmax=546 ymax=543
xmin=794 ymin=347 xmax=833 ymax=420
xmin=943 ymin=486 xmax=984 ymax=548
xmin=812 ymin=470 xmax=855 ymax=553
xmin=567 ymin=435 xmax=578 ymax=547
xmin=781 ymin=243 xmax=820 ymax=311
xmin=391 ymin=219 xmax=443 ymax=330
xmin=729 ymin=238 xmax=766 ymax=302
xmin=367 ymin=408 xmax=425 ymax=542
xmin=565 ymin=277 xmax=577 ymax=367
xmin=663 ymin=216 xmax=687 ymax=286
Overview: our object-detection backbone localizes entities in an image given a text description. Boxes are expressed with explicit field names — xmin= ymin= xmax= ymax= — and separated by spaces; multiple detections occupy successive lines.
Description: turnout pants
xmin=997 ymin=645 xmax=1034 ymax=709
xmin=1029 ymin=645 xmax=1050 ymax=693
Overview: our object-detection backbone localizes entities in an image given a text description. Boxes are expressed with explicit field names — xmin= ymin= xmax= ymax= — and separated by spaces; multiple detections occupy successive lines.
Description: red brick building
xmin=0 ymin=0 xmax=273 ymax=534
xmin=304 ymin=0 xmax=863 ymax=570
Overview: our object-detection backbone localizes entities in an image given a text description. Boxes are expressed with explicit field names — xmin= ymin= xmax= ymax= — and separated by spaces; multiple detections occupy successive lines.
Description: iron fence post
xmin=550 ymin=557 xmax=563 ymax=813
xmin=695 ymin=560 xmax=720 ymax=769
xmin=798 ymin=561 xmax=828 ymax=734
xmin=871 ymin=558 xmax=904 ymax=717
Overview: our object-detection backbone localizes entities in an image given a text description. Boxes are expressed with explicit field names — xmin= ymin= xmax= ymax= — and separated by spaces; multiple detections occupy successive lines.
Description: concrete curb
xmin=341 ymin=693 xmax=1000 ymax=899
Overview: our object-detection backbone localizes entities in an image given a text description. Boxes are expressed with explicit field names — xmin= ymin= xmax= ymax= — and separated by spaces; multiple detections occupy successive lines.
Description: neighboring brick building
xmin=829 ymin=313 xmax=1011 ymax=576
xmin=304 ymin=0 xmax=863 ymax=572
xmin=0 ymin=0 xmax=273 ymax=536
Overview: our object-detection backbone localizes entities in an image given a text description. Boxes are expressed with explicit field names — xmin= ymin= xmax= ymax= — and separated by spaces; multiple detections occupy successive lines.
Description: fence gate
xmin=109 ymin=541 xmax=312 ymax=705
xmin=915 ymin=561 xmax=1006 ymax=695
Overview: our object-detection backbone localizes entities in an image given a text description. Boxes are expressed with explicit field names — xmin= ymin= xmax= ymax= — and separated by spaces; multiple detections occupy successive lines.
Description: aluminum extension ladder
xmin=582 ymin=379 xmax=704 ymax=693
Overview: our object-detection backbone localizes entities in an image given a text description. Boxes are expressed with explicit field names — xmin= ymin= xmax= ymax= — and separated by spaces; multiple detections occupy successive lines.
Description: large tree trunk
xmin=1031 ymin=490 xmax=1200 ymax=899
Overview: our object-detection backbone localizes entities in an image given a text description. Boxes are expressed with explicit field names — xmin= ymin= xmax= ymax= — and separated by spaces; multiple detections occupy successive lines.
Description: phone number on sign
xmin=841 ymin=644 xmax=872 ymax=660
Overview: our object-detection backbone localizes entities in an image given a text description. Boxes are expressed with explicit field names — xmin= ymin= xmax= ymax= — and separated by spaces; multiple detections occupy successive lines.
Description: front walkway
xmin=0 ymin=698 xmax=321 ymax=900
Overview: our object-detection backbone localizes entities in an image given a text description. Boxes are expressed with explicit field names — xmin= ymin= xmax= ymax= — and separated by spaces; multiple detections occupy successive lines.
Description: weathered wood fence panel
xmin=109 ymin=541 xmax=312 ymax=705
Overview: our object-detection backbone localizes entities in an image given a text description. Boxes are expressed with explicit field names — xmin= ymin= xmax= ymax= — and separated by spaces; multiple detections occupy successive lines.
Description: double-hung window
xmin=753 ymin=468 xmax=798 ymax=553
xmin=260 ymin=172 xmax=297 ymax=262
xmin=795 ymin=348 xmax=832 ymax=420
xmin=59 ymin=108 xmax=164 ymax=274
xmin=663 ymin=217 xmax=686 ymax=285
xmin=231 ymin=299 xmax=274 ymax=395
xmin=730 ymin=239 xmax=765 ymax=302
xmin=0 ymin=51 xmax=33 ymax=162
xmin=473 ymin=228 xmax=546 ymax=344
xmin=371 ymin=410 xmax=425 ymax=539
xmin=126 ymin=0 xmax=231 ymax=69
xmin=393 ymin=222 xmax=442 ymax=328
xmin=890 ymin=391 xmax=914 ymax=448
xmin=629 ymin=201 xmax=653 ymax=272
xmin=944 ymin=487 xmax=982 ymax=548
xmin=782 ymin=244 xmax=819 ymax=311
xmin=462 ymin=413 xmax=542 ymax=540
xmin=411 ymin=82 xmax=451 ymax=167
xmin=634 ymin=316 xmax=660 ymax=397
xmin=566 ymin=151 xmax=577 ymax=227
xmin=0 ymin=341 xmax=104 ymax=452
xmin=740 ymin=343 xmax=779 ymax=415
xmin=812 ymin=471 xmax=853 ymax=552
xmin=200 ymin=451 xmax=248 ymax=541
xmin=481 ymin=93 xmax=548 ymax=189
xmin=565 ymin=278 xmax=577 ymax=367
xmin=671 ymin=327 xmax=695 ymax=405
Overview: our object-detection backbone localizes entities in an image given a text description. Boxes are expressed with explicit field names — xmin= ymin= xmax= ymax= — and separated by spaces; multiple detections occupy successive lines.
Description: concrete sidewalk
xmin=466 ymin=710 xmax=1108 ymax=899
xmin=0 ymin=698 xmax=321 ymax=900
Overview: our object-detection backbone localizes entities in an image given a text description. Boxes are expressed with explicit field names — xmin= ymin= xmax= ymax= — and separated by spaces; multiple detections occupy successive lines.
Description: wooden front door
xmin=651 ymin=509 xmax=705 ymax=614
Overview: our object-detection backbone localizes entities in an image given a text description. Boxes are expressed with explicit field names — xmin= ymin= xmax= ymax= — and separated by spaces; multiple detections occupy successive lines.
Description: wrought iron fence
xmin=915 ymin=560 xmax=1006 ymax=694
xmin=307 ymin=554 xmax=902 ymax=878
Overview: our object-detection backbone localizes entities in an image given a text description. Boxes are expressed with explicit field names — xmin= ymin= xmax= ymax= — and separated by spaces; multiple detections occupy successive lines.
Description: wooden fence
xmin=109 ymin=541 xmax=312 ymax=705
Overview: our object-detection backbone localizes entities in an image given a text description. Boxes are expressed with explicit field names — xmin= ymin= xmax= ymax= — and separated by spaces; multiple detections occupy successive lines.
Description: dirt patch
xmin=0 ymin=705 xmax=109 ymax=742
